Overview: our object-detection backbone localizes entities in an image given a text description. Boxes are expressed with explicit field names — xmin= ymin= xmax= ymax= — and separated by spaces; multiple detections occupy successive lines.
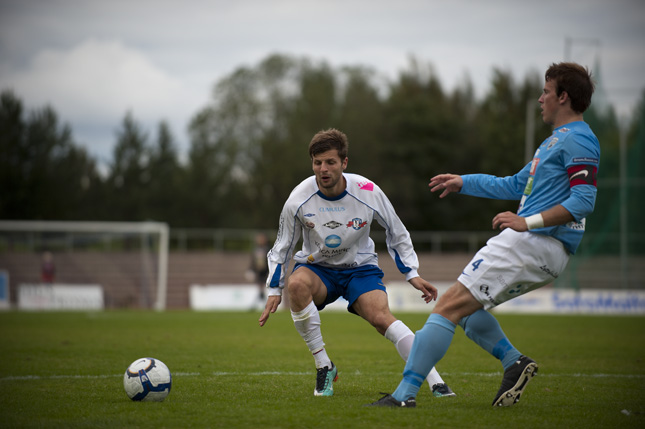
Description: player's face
xmin=539 ymin=79 xmax=560 ymax=126
xmin=312 ymin=149 xmax=347 ymax=197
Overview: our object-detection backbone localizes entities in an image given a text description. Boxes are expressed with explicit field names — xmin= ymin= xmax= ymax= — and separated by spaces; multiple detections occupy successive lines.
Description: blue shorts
xmin=292 ymin=264 xmax=386 ymax=314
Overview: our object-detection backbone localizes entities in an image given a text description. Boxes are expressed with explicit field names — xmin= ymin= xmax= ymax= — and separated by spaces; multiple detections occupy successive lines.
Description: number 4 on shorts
xmin=471 ymin=258 xmax=484 ymax=271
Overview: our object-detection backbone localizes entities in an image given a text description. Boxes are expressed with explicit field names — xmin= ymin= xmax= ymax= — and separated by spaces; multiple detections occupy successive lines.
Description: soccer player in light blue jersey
xmin=259 ymin=128 xmax=455 ymax=398
xmin=369 ymin=62 xmax=600 ymax=408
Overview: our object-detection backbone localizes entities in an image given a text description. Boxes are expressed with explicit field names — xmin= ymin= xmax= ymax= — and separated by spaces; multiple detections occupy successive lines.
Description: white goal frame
xmin=0 ymin=220 xmax=169 ymax=310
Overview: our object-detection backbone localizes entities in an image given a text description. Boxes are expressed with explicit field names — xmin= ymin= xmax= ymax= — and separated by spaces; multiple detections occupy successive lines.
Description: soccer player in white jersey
xmin=258 ymin=128 xmax=455 ymax=398
xmin=369 ymin=62 xmax=600 ymax=408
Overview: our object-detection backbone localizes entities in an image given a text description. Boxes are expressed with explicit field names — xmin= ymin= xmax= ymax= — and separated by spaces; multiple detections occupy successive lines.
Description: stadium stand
xmin=0 ymin=252 xmax=473 ymax=309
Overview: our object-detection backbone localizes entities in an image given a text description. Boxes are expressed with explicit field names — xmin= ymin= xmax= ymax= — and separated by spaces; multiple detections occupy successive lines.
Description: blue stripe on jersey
xmin=393 ymin=249 xmax=412 ymax=274
xmin=269 ymin=264 xmax=282 ymax=288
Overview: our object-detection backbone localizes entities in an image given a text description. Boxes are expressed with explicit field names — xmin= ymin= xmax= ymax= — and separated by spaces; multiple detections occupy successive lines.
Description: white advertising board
xmin=190 ymin=282 xmax=645 ymax=314
xmin=494 ymin=288 xmax=645 ymax=314
xmin=18 ymin=284 xmax=104 ymax=310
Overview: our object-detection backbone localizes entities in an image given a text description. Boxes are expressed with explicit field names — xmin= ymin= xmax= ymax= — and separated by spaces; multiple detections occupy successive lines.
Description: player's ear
xmin=342 ymin=157 xmax=348 ymax=170
xmin=559 ymin=91 xmax=569 ymax=104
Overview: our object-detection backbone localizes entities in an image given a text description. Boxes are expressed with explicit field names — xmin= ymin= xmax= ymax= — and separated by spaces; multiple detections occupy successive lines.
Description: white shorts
xmin=458 ymin=229 xmax=569 ymax=310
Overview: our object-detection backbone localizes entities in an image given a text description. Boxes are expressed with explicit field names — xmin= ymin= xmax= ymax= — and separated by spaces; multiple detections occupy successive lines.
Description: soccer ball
xmin=123 ymin=357 xmax=172 ymax=401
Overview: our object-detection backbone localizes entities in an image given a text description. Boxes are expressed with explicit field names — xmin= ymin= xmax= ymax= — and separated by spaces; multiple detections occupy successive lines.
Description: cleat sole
xmin=493 ymin=362 xmax=538 ymax=407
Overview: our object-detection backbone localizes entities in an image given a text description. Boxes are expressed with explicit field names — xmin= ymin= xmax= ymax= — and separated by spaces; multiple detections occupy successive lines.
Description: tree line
xmin=1 ymin=53 xmax=642 ymax=237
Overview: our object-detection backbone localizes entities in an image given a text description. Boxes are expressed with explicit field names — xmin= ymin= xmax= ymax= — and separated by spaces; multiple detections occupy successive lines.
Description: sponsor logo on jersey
xmin=307 ymin=255 xmax=315 ymax=263
xmin=304 ymin=213 xmax=316 ymax=217
xmin=319 ymin=207 xmax=346 ymax=212
xmin=529 ymin=158 xmax=540 ymax=175
xmin=522 ymin=176 xmax=534 ymax=196
xmin=547 ymin=137 xmax=559 ymax=150
xmin=357 ymin=181 xmax=374 ymax=191
xmin=566 ymin=218 xmax=586 ymax=231
xmin=337 ymin=262 xmax=359 ymax=268
xmin=323 ymin=221 xmax=342 ymax=229
xmin=321 ymin=248 xmax=349 ymax=257
xmin=572 ymin=157 xmax=599 ymax=164
xmin=346 ymin=218 xmax=368 ymax=230
xmin=325 ymin=235 xmax=342 ymax=248
xmin=559 ymin=127 xmax=570 ymax=133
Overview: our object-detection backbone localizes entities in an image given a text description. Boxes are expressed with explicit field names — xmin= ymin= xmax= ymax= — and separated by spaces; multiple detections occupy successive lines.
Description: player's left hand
xmin=492 ymin=211 xmax=529 ymax=232
xmin=409 ymin=276 xmax=438 ymax=303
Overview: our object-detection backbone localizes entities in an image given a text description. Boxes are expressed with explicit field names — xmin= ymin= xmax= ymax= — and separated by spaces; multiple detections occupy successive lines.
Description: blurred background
xmin=0 ymin=1 xmax=643 ymax=310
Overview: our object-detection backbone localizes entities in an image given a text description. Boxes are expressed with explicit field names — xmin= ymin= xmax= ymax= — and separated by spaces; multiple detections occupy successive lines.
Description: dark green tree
xmin=335 ymin=66 xmax=386 ymax=181
xmin=0 ymin=90 xmax=100 ymax=220
xmin=147 ymin=121 xmax=185 ymax=225
xmin=107 ymin=112 xmax=150 ymax=221
xmin=188 ymin=54 xmax=343 ymax=228
xmin=380 ymin=58 xmax=469 ymax=230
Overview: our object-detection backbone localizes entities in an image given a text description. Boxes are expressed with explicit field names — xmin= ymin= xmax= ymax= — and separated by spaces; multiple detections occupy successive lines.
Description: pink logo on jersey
xmin=358 ymin=181 xmax=374 ymax=191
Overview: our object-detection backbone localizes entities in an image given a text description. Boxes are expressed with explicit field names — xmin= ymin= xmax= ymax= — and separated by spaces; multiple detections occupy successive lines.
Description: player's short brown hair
xmin=545 ymin=62 xmax=595 ymax=114
xmin=309 ymin=129 xmax=348 ymax=159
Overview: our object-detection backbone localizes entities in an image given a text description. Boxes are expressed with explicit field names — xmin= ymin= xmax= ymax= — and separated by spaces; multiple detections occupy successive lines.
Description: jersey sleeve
xmin=560 ymin=133 xmax=600 ymax=221
xmin=371 ymin=184 xmax=420 ymax=280
xmin=460 ymin=163 xmax=531 ymax=200
xmin=266 ymin=199 xmax=302 ymax=292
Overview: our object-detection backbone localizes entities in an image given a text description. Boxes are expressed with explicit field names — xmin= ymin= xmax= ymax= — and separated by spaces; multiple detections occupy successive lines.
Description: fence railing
xmin=2 ymin=228 xmax=645 ymax=255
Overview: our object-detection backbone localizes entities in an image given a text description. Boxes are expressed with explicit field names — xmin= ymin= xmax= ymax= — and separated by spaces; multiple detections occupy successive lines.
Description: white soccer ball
xmin=123 ymin=357 xmax=172 ymax=402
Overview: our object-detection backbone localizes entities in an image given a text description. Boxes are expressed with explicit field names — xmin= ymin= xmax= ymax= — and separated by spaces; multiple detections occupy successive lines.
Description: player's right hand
xmin=259 ymin=295 xmax=281 ymax=327
xmin=429 ymin=174 xmax=463 ymax=198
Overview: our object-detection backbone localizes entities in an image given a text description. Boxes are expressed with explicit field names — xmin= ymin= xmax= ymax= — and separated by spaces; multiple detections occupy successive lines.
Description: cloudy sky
xmin=1 ymin=0 xmax=643 ymax=166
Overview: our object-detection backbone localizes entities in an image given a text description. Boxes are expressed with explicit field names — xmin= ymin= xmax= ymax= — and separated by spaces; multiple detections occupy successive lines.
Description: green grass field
xmin=1 ymin=310 xmax=643 ymax=428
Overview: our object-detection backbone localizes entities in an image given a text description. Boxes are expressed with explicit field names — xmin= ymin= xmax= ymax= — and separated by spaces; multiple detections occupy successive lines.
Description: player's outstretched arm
xmin=259 ymin=295 xmax=282 ymax=327
xmin=429 ymin=174 xmax=463 ymax=198
xmin=408 ymin=276 xmax=438 ymax=303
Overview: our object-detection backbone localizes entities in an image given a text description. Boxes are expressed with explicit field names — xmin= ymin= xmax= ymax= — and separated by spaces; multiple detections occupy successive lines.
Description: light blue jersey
xmin=460 ymin=121 xmax=600 ymax=254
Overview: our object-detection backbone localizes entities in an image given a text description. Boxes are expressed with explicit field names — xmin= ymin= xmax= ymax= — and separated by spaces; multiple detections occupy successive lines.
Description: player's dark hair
xmin=309 ymin=128 xmax=348 ymax=159
xmin=545 ymin=62 xmax=595 ymax=114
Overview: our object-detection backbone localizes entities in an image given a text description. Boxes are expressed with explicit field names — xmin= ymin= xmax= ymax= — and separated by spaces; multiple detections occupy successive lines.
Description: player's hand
xmin=492 ymin=211 xmax=529 ymax=232
xmin=409 ymin=276 xmax=438 ymax=303
xmin=429 ymin=174 xmax=463 ymax=198
xmin=259 ymin=295 xmax=282 ymax=327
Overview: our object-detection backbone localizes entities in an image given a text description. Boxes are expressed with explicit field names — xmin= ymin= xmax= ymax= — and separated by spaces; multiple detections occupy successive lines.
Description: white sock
xmin=291 ymin=301 xmax=331 ymax=369
xmin=385 ymin=320 xmax=445 ymax=388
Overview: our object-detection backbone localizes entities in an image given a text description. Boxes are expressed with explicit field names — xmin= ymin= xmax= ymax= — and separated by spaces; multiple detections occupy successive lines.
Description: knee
xmin=286 ymin=277 xmax=311 ymax=308
xmin=433 ymin=296 xmax=457 ymax=319
xmin=369 ymin=312 xmax=396 ymax=335
xmin=433 ymin=284 xmax=481 ymax=324
xmin=287 ymin=277 xmax=305 ymax=296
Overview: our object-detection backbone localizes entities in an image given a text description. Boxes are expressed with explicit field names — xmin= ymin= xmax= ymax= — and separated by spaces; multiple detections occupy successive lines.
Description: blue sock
xmin=392 ymin=314 xmax=456 ymax=401
xmin=458 ymin=309 xmax=521 ymax=370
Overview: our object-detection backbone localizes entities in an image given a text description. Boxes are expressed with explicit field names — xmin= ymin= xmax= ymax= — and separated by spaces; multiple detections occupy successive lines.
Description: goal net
xmin=0 ymin=221 xmax=169 ymax=310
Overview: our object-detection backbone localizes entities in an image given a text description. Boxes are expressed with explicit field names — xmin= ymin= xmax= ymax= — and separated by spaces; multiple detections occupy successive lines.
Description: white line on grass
xmin=1 ymin=371 xmax=643 ymax=381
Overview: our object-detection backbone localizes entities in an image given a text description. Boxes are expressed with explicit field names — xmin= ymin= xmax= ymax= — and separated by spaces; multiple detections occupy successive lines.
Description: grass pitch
xmin=0 ymin=310 xmax=643 ymax=428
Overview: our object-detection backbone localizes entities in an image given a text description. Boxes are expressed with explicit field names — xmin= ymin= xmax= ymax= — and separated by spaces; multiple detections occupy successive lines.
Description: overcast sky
xmin=1 ymin=0 xmax=644 ymax=166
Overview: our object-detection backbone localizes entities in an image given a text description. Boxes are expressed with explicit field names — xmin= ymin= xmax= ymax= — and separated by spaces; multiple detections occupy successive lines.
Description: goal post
xmin=0 ymin=220 xmax=169 ymax=310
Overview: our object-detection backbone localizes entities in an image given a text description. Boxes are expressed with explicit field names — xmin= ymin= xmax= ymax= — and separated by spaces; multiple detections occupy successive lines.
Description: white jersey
xmin=266 ymin=173 xmax=420 ymax=291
